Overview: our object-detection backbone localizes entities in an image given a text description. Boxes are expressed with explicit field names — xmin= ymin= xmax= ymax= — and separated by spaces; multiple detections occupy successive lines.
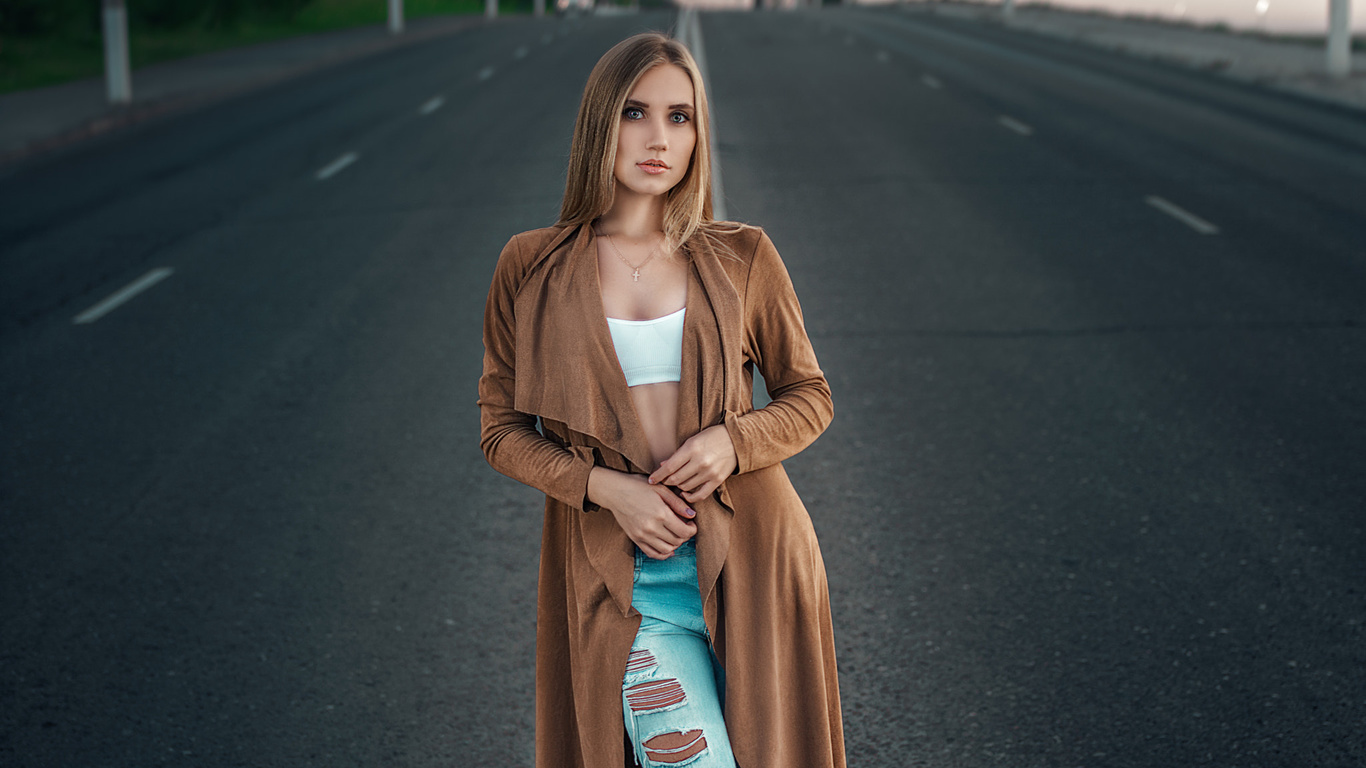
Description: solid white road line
xmin=921 ymin=74 xmax=942 ymax=89
xmin=998 ymin=116 xmax=1034 ymax=136
xmin=1145 ymin=195 xmax=1221 ymax=235
xmin=680 ymin=8 xmax=727 ymax=222
xmin=73 ymin=267 xmax=173 ymax=324
xmin=677 ymin=7 xmax=694 ymax=50
xmin=478 ymin=65 xmax=495 ymax=81
xmin=420 ymin=96 xmax=445 ymax=115
xmin=316 ymin=152 xmax=358 ymax=180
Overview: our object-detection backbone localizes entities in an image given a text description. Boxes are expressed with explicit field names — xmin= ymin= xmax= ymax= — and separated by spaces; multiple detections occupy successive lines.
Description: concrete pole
xmin=1003 ymin=0 xmax=1016 ymax=21
xmin=486 ymin=0 xmax=498 ymax=19
xmin=535 ymin=0 xmax=545 ymax=17
xmin=388 ymin=0 xmax=404 ymax=34
xmin=101 ymin=0 xmax=132 ymax=105
xmin=1327 ymin=0 xmax=1351 ymax=77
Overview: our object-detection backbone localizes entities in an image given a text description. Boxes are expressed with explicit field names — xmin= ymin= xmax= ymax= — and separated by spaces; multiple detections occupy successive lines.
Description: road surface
xmin=2 ymin=6 xmax=1363 ymax=766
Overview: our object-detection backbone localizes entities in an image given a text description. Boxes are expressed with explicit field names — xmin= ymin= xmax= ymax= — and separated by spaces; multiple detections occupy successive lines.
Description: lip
xmin=637 ymin=160 xmax=670 ymax=175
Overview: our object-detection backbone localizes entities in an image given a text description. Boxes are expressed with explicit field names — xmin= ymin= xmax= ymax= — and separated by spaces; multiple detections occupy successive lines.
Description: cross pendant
xmin=632 ymin=268 xmax=641 ymax=282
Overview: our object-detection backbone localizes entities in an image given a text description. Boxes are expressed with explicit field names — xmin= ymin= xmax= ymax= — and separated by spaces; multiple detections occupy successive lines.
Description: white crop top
xmin=604 ymin=307 xmax=685 ymax=387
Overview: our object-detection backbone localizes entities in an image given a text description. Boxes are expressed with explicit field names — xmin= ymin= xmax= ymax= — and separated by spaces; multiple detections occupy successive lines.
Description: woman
xmin=478 ymin=31 xmax=846 ymax=768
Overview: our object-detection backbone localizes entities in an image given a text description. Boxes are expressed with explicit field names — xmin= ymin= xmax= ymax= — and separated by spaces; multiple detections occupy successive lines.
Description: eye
xmin=623 ymin=106 xmax=643 ymax=120
xmin=671 ymin=111 xmax=691 ymax=124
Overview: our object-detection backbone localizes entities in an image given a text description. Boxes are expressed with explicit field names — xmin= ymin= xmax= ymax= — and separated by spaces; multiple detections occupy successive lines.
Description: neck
xmin=598 ymin=183 xmax=666 ymax=240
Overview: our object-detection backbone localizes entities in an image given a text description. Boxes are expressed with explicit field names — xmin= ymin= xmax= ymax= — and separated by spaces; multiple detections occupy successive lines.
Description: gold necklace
xmin=600 ymin=230 xmax=661 ymax=282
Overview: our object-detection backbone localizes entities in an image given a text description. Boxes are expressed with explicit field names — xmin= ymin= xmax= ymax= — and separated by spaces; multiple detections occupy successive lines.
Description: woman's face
xmin=613 ymin=63 xmax=697 ymax=200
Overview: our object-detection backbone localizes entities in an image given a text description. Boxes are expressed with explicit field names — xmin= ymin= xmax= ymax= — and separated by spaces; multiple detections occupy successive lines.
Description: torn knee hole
xmin=644 ymin=730 xmax=708 ymax=764
xmin=625 ymin=678 xmax=686 ymax=713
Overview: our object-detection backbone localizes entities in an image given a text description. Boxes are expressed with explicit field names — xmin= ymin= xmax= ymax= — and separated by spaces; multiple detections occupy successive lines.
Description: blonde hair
xmin=556 ymin=31 xmax=743 ymax=259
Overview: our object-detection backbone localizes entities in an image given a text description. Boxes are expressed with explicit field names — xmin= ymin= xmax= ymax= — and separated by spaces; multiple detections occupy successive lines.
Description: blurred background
xmin=3 ymin=0 xmax=544 ymax=93
xmin=2 ymin=1 xmax=1364 ymax=766
xmin=4 ymin=0 xmax=1364 ymax=94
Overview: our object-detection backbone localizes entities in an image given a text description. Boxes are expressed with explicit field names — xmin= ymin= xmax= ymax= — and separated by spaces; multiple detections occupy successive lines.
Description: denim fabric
xmin=623 ymin=541 xmax=737 ymax=768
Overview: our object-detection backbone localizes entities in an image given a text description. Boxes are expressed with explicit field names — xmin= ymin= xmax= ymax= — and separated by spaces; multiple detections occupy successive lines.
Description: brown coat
xmin=478 ymin=221 xmax=846 ymax=768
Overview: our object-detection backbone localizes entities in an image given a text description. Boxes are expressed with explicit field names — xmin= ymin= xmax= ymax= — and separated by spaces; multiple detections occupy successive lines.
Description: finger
xmin=640 ymin=540 xmax=669 ymax=560
xmin=662 ymin=515 xmax=697 ymax=541
xmin=682 ymin=480 xmax=719 ymax=504
xmin=647 ymin=539 xmax=677 ymax=560
xmin=651 ymin=465 xmax=682 ymax=488
xmin=653 ymin=438 xmax=703 ymax=484
xmin=678 ymin=466 xmax=714 ymax=494
xmin=648 ymin=454 xmax=684 ymax=485
xmin=655 ymin=486 xmax=695 ymax=520
xmin=657 ymin=460 xmax=703 ymax=492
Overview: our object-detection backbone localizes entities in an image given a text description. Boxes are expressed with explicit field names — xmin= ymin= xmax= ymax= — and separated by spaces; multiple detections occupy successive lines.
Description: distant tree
xmin=0 ymin=0 xmax=95 ymax=37
xmin=0 ymin=0 xmax=317 ymax=37
xmin=130 ymin=0 xmax=315 ymax=30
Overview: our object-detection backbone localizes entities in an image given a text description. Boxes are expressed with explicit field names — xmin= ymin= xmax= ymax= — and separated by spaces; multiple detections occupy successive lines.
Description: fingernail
xmin=685 ymin=508 xmax=696 ymax=517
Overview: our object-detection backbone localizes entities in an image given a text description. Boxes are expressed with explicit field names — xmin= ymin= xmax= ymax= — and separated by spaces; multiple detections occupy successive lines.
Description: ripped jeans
xmin=623 ymin=539 xmax=737 ymax=768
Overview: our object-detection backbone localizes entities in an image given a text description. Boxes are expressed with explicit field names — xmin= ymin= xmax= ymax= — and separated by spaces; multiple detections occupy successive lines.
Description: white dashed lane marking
xmin=998 ymin=116 xmax=1034 ymax=136
xmin=315 ymin=152 xmax=358 ymax=180
xmin=420 ymin=96 xmax=445 ymax=115
xmin=1146 ymin=195 xmax=1221 ymax=235
xmin=478 ymin=66 xmax=495 ymax=81
xmin=921 ymin=74 xmax=942 ymax=89
xmin=73 ymin=267 xmax=174 ymax=324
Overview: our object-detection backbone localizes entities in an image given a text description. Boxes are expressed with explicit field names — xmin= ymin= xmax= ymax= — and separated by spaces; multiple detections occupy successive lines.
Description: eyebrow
xmin=624 ymin=98 xmax=694 ymax=111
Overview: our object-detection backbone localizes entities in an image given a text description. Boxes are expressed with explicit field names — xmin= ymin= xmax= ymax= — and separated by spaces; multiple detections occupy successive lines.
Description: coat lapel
xmin=513 ymin=223 xmax=656 ymax=476
xmin=684 ymin=232 xmax=748 ymax=421
xmin=680 ymin=232 xmax=747 ymax=630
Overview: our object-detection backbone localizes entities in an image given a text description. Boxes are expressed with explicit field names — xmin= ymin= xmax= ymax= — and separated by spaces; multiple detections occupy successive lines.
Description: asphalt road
xmin=2 ymin=6 xmax=1363 ymax=767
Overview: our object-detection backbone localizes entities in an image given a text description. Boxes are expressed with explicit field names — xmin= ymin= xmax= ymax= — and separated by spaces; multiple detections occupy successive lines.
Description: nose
xmin=647 ymin=116 xmax=668 ymax=151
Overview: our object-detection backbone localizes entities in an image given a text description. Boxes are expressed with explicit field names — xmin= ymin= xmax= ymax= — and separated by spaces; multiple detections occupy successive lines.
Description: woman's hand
xmin=648 ymin=425 xmax=738 ymax=505
xmin=588 ymin=467 xmax=697 ymax=560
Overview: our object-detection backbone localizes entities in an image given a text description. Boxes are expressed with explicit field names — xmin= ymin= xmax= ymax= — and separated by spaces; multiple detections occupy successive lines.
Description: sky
xmin=1014 ymin=0 xmax=1364 ymax=34
xmin=686 ymin=0 xmax=1365 ymax=35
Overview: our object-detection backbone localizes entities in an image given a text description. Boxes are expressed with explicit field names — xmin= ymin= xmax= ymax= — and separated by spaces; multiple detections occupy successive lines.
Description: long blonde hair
xmin=556 ymin=31 xmax=743 ymax=258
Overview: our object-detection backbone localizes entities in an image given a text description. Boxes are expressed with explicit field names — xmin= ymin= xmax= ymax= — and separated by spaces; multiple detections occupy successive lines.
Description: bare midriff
xmin=629 ymin=381 xmax=681 ymax=471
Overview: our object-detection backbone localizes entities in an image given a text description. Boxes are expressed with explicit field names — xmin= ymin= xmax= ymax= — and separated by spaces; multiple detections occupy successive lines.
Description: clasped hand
xmin=586 ymin=425 xmax=737 ymax=560
xmin=648 ymin=424 xmax=737 ymax=503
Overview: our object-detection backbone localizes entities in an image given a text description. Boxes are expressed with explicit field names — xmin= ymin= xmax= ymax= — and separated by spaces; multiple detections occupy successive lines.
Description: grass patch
xmin=0 ymin=0 xmax=519 ymax=95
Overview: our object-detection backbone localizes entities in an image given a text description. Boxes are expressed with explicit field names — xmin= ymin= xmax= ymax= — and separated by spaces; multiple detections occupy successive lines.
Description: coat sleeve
xmin=477 ymin=232 xmax=598 ymax=510
xmin=723 ymin=228 xmax=835 ymax=474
